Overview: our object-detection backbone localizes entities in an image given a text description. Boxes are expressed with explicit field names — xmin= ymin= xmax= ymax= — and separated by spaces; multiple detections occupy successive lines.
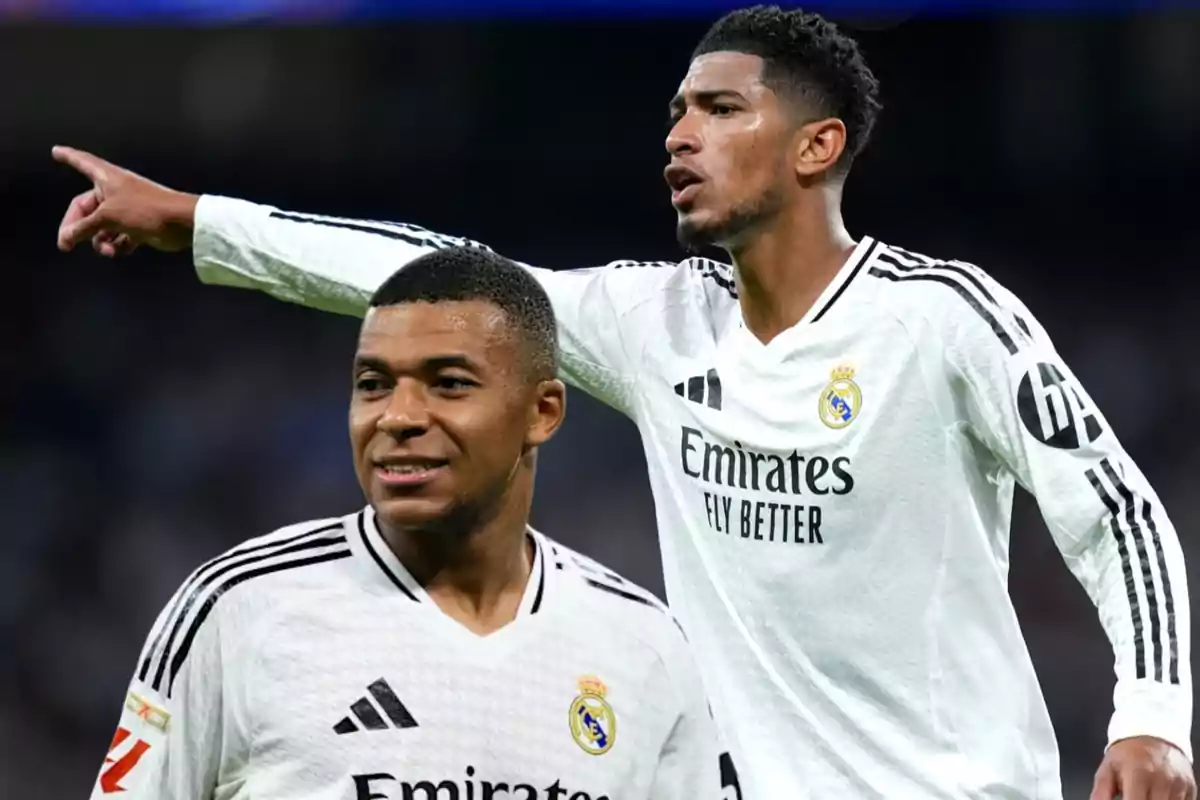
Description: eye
xmin=434 ymin=375 xmax=477 ymax=393
xmin=711 ymin=104 xmax=737 ymax=117
xmin=354 ymin=372 xmax=391 ymax=397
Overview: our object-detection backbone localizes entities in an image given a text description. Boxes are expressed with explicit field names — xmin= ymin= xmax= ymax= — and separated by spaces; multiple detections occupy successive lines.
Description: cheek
xmin=347 ymin=408 xmax=376 ymax=455
xmin=448 ymin=405 xmax=528 ymax=459
xmin=710 ymin=129 xmax=774 ymax=194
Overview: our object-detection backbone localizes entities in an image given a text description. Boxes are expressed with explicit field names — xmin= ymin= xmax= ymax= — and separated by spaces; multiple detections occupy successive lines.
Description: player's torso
xmin=631 ymin=244 xmax=1051 ymax=797
xmin=222 ymin=570 xmax=677 ymax=800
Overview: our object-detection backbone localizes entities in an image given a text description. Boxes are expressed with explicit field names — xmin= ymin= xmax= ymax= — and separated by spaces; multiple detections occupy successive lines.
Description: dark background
xmin=3 ymin=8 xmax=1198 ymax=797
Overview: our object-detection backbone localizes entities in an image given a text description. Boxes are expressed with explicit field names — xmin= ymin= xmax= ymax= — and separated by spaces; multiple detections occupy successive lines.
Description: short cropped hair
xmin=693 ymin=5 xmax=882 ymax=171
xmin=369 ymin=246 xmax=559 ymax=382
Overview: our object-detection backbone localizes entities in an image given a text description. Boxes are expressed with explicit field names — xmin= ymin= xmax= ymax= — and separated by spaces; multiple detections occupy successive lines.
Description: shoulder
xmin=190 ymin=514 xmax=355 ymax=603
xmin=593 ymin=256 xmax=737 ymax=305
xmin=136 ymin=514 xmax=356 ymax=694
xmin=541 ymin=535 xmax=693 ymax=659
xmin=862 ymin=241 xmax=1041 ymax=355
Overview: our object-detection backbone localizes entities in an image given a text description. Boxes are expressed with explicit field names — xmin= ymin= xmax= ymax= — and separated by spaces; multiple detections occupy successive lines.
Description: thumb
xmin=1091 ymin=761 xmax=1118 ymax=800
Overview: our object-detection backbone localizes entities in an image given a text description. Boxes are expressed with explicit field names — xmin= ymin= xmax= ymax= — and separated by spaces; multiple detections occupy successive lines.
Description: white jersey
xmin=190 ymin=197 xmax=1191 ymax=799
xmin=90 ymin=507 xmax=725 ymax=800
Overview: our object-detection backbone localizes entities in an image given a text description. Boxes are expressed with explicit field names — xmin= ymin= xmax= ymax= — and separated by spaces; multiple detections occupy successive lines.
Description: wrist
xmin=166 ymin=191 xmax=200 ymax=231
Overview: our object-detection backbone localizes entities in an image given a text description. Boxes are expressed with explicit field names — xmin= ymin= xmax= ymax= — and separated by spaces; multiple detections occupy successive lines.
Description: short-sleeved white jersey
xmin=190 ymin=197 xmax=1190 ymax=799
xmin=89 ymin=507 xmax=725 ymax=800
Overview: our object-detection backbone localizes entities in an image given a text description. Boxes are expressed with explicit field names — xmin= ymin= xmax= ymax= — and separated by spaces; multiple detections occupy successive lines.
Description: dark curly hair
xmin=369 ymin=246 xmax=559 ymax=383
xmin=692 ymin=5 xmax=882 ymax=172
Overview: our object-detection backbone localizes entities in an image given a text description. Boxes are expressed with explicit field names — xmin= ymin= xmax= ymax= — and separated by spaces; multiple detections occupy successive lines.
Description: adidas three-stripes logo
xmin=674 ymin=368 xmax=722 ymax=411
xmin=334 ymin=678 xmax=419 ymax=734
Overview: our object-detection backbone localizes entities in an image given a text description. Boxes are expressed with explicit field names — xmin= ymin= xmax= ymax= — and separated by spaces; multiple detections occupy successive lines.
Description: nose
xmin=377 ymin=379 xmax=430 ymax=439
xmin=665 ymin=112 xmax=699 ymax=157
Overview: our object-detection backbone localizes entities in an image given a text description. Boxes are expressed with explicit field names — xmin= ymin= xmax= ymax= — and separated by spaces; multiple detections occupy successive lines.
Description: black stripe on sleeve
xmin=882 ymin=247 xmax=1002 ymax=308
xmin=268 ymin=211 xmax=466 ymax=250
xmin=152 ymin=532 xmax=348 ymax=692
xmin=1102 ymin=460 xmax=1164 ymax=682
xmin=869 ymin=253 xmax=1018 ymax=354
xmin=167 ymin=548 xmax=353 ymax=696
xmin=139 ymin=522 xmax=344 ymax=683
xmin=359 ymin=512 xmax=420 ymax=602
xmin=1087 ymin=464 xmax=1147 ymax=680
xmin=1140 ymin=499 xmax=1180 ymax=685
xmin=583 ymin=578 xmax=667 ymax=612
xmin=690 ymin=258 xmax=738 ymax=299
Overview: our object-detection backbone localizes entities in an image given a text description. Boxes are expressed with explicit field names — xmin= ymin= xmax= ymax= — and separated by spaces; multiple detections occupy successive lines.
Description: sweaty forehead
xmin=676 ymin=51 xmax=768 ymax=98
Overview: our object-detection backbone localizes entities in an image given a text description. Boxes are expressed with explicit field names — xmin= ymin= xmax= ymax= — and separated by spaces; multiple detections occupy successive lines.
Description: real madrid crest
xmin=818 ymin=364 xmax=862 ymax=429
xmin=568 ymin=675 xmax=616 ymax=755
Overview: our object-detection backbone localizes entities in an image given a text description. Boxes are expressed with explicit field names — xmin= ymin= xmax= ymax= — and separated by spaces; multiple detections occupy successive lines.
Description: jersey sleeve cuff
xmin=192 ymin=194 xmax=277 ymax=290
xmin=1107 ymin=680 xmax=1193 ymax=763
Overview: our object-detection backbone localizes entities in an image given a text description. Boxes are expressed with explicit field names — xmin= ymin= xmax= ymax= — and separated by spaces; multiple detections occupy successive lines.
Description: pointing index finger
xmin=51 ymin=145 xmax=111 ymax=184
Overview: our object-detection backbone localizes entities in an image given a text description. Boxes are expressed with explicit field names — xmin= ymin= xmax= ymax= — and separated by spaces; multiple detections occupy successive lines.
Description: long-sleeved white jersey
xmin=90 ymin=508 xmax=726 ymax=800
xmin=189 ymin=196 xmax=1190 ymax=799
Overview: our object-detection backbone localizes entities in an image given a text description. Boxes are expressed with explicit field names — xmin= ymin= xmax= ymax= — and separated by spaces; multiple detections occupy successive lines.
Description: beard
xmin=675 ymin=184 xmax=787 ymax=254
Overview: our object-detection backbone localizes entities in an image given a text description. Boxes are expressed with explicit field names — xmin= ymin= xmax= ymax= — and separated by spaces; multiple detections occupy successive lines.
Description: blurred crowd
xmin=3 ymin=13 xmax=1199 ymax=797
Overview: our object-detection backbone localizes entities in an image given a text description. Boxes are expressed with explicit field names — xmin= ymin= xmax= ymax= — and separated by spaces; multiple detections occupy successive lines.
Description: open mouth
xmin=373 ymin=457 xmax=449 ymax=487
xmin=664 ymin=164 xmax=704 ymax=206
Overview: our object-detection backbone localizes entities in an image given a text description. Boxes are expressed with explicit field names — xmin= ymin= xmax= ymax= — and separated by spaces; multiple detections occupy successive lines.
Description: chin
xmin=372 ymin=495 xmax=455 ymax=530
xmin=676 ymin=212 xmax=727 ymax=253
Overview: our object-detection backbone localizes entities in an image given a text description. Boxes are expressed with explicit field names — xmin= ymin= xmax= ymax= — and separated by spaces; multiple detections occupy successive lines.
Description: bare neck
xmin=729 ymin=190 xmax=856 ymax=344
xmin=379 ymin=481 xmax=534 ymax=636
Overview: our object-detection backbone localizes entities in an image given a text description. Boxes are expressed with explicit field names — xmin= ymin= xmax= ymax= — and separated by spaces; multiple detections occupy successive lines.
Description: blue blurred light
xmin=6 ymin=0 xmax=1193 ymax=22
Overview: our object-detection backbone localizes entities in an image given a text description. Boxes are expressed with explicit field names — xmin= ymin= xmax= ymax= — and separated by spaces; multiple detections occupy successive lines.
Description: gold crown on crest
xmin=577 ymin=676 xmax=608 ymax=698
xmin=829 ymin=364 xmax=856 ymax=382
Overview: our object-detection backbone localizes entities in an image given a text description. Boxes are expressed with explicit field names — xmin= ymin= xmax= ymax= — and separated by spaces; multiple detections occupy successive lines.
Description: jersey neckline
xmin=351 ymin=506 xmax=550 ymax=638
xmin=728 ymin=235 xmax=879 ymax=356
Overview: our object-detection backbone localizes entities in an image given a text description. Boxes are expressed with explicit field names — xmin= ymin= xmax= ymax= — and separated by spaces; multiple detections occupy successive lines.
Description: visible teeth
xmin=385 ymin=465 xmax=431 ymax=474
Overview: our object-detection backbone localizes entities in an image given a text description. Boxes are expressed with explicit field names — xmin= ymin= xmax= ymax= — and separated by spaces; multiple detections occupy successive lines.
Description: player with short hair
xmin=56 ymin=5 xmax=1192 ymax=800
xmin=86 ymin=247 xmax=723 ymax=800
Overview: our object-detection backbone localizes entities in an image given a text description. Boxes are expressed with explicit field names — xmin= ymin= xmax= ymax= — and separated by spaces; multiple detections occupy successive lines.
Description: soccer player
xmin=84 ymin=247 xmax=724 ymax=800
xmin=55 ymin=6 xmax=1192 ymax=800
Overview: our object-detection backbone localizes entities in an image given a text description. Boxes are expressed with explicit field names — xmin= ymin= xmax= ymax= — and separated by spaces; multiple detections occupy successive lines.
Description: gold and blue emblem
xmin=568 ymin=675 xmax=616 ymax=755
xmin=818 ymin=364 xmax=862 ymax=429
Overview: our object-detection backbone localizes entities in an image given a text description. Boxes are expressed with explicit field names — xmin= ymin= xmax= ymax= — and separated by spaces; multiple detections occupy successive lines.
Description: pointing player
xmin=56 ymin=5 xmax=1192 ymax=800
xmin=85 ymin=248 xmax=723 ymax=800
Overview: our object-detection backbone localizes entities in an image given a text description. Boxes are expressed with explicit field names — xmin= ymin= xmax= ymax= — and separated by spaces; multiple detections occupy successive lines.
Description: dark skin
xmin=350 ymin=299 xmax=565 ymax=635
xmin=665 ymin=51 xmax=856 ymax=344
xmin=51 ymin=48 xmax=1194 ymax=800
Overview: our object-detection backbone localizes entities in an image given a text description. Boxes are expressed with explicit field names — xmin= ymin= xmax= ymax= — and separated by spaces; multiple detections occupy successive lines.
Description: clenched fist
xmin=53 ymin=145 xmax=199 ymax=256
xmin=1092 ymin=736 xmax=1195 ymax=800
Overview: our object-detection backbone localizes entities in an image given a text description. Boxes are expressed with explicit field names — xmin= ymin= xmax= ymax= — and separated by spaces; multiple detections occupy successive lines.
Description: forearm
xmin=192 ymin=195 xmax=467 ymax=318
xmin=1079 ymin=487 xmax=1192 ymax=759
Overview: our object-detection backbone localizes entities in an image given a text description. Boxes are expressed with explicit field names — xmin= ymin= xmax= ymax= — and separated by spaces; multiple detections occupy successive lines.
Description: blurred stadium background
xmin=3 ymin=1 xmax=1198 ymax=796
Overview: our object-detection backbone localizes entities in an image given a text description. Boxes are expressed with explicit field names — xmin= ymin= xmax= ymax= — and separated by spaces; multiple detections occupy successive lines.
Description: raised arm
xmin=53 ymin=146 xmax=673 ymax=417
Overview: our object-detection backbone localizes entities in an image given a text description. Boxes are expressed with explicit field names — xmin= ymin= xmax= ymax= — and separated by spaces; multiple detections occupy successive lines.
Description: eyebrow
xmin=668 ymin=89 xmax=748 ymax=114
xmin=353 ymin=354 xmax=481 ymax=374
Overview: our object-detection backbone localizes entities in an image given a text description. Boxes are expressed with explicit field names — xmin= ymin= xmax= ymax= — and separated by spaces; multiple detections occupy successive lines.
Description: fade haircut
xmin=369 ymin=246 xmax=559 ymax=383
xmin=693 ymin=5 xmax=882 ymax=171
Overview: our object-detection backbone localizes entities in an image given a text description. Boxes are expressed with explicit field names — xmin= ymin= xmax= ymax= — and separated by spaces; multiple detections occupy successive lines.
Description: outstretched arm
xmin=53 ymin=145 xmax=674 ymax=417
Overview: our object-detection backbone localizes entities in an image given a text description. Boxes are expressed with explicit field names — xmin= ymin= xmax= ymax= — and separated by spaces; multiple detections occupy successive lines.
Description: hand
xmin=52 ymin=145 xmax=199 ymax=256
xmin=1091 ymin=736 xmax=1195 ymax=800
